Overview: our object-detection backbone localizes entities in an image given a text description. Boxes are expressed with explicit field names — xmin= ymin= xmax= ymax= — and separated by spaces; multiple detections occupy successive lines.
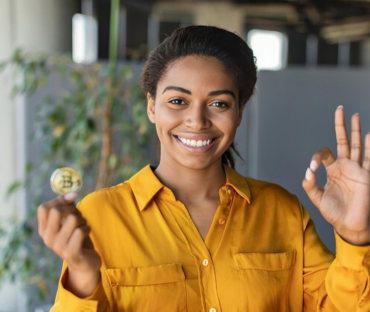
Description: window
xmin=247 ymin=29 xmax=288 ymax=70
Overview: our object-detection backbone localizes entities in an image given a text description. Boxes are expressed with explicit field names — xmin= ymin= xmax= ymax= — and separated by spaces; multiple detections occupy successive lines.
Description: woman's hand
xmin=302 ymin=106 xmax=370 ymax=246
xmin=37 ymin=193 xmax=101 ymax=297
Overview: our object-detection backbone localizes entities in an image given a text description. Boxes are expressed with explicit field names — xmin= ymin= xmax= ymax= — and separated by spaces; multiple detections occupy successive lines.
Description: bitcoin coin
xmin=50 ymin=167 xmax=82 ymax=195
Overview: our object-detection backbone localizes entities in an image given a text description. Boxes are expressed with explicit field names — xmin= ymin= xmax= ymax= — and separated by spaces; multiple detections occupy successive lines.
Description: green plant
xmin=0 ymin=47 xmax=155 ymax=302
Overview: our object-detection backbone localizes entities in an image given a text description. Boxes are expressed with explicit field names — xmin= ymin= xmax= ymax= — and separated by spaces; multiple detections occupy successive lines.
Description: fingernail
xmin=310 ymin=160 xmax=318 ymax=172
xmin=63 ymin=192 xmax=77 ymax=201
xmin=305 ymin=168 xmax=311 ymax=181
xmin=337 ymin=105 xmax=343 ymax=110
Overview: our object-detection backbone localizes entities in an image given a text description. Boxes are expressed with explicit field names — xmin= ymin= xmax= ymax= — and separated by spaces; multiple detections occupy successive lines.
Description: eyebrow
xmin=208 ymin=90 xmax=235 ymax=99
xmin=162 ymin=86 xmax=191 ymax=95
xmin=162 ymin=86 xmax=235 ymax=99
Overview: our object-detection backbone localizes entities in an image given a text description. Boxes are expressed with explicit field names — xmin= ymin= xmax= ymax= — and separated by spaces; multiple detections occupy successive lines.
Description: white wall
xmin=0 ymin=1 xmax=75 ymax=311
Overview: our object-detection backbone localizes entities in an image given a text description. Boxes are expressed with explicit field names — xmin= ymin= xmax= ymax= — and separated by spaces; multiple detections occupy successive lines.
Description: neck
xmin=154 ymin=159 xmax=226 ymax=203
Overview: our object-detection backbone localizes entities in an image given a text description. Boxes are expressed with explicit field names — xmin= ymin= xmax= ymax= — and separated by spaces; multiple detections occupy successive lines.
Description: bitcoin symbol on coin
xmin=62 ymin=174 xmax=73 ymax=189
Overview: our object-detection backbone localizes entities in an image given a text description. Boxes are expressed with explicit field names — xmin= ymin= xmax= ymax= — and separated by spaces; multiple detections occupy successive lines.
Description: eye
xmin=169 ymin=98 xmax=186 ymax=105
xmin=212 ymin=101 xmax=229 ymax=108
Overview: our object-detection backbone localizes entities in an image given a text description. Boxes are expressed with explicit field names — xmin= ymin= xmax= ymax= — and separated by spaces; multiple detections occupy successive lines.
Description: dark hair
xmin=141 ymin=25 xmax=257 ymax=168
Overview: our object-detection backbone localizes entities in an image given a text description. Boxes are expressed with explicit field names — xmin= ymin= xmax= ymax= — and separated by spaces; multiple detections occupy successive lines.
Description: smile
xmin=176 ymin=135 xmax=215 ymax=147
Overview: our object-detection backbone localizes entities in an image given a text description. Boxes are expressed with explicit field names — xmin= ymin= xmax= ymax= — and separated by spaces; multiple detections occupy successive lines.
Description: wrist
xmin=335 ymin=228 xmax=370 ymax=246
xmin=65 ymin=267 xmax=101 ymax=298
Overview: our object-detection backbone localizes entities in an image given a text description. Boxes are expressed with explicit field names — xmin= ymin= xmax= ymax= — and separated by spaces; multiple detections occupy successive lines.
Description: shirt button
xmin=226 ymin=188 xmax=231 ymax=195
xmin=219 ymin=217 xmax=226 ymax=224
xmin=202 ymin=259 xmax=209 ymax=266
xmin=209 ymin=308 xmax=217 ymax=312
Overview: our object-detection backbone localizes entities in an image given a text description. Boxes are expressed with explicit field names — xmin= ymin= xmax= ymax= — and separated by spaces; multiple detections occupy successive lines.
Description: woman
xmin=38 ymin=26 xmax=370 ymax=311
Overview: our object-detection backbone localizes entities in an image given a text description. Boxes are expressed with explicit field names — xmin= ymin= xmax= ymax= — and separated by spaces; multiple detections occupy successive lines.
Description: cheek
xmin=216 ymin=112 xmax=240 ymax=135
xmin=155 ymin=106 xmax=181 ymax=135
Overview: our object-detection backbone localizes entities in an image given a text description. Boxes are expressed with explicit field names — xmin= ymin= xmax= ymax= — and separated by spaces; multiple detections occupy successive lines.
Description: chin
xmin=176 ymin=157 xmax=222 ymax=171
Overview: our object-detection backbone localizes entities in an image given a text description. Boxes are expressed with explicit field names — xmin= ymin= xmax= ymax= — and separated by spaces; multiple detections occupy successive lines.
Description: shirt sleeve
xmin=50 ymin=261 xmax=112 ymax=312
xmin=302 ymin=206 xmax=370 ymax=311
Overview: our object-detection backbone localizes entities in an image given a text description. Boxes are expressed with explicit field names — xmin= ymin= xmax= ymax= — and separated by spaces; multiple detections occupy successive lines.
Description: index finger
xmin=42 ymin=192 xmax=78 ymax=209
xmin=335 ymin=106 xmax=350 ymax=159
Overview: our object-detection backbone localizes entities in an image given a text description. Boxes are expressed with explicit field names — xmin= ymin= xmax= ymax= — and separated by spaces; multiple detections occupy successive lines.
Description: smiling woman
xmin=38 ymin=26 xmax=370 ymax=312
xmin=146 ymin=55 xmax=242 ymax=173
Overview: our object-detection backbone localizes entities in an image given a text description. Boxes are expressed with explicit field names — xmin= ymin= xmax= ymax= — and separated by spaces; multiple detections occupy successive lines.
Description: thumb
xmin=62 ymin=192 xmax=78 ymax=203
xmin=302 ymin=164 xmax=323 ymax=209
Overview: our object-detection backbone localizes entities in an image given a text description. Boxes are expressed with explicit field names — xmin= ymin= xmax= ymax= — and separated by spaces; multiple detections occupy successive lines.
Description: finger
xmin=38 ymin=193 xmax=78 ymax=236
xmin=53 ymin=214 xmax=87 ymax=256
xmin=42 ymin=207 xmax=63 ymax=247
xmin=350 ymin=113 xmax=362 ymax=163
xmin=58 ymin=213 xmax=86 ymax=243
xmin=64 ymin=225 xmax=90 ymax=261
xmin=37 ymin=203 xmax=49 ymax=235
xmin=364 ymin=132 xmax=370 ymax=171
xmin=302 ymin=167 xmax=324 ymax=208
xmin=38 ymin=202 xmax=78 ymax=236
xmin=310 ymin=147 xmax=336 ymax=171
xmin=335 ymin=106 xmax=350 ymax=158
xmin=42 ymin=207 xmax=80 ymax=246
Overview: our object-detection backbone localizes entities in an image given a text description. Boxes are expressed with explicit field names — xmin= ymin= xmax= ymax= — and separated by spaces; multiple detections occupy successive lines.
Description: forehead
xmin=157 ymin=55 xmax=237 ymax=91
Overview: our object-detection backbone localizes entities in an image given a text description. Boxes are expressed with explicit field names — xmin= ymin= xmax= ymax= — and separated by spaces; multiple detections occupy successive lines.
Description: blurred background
xmin=1 ymin=0 xmax=370 ymax=311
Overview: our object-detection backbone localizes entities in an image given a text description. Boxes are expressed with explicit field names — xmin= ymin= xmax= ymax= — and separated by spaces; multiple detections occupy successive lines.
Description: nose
xmin=184 ymin=104 xmax=211 ymax=130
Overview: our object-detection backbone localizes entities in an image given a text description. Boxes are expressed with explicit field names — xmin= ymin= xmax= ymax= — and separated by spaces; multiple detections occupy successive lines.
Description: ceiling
xmin=116 ymin=0 xmax=370 ymax=42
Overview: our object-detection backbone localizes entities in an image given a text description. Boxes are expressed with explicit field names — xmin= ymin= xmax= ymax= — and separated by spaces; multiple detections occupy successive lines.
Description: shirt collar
xmin=223 ymin=164 xmax=251 ymax=203
xmin=129 ymin=164 xmax=251 ymax=211
xmin=129 ymin=165 xmax=164 ymax=211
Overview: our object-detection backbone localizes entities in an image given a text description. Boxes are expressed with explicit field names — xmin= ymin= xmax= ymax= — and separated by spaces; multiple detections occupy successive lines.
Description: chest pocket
xmin=234 ymin=250 xmax=296 ymax=312
xmin=106 ymin=263 xmax=187 ymax=312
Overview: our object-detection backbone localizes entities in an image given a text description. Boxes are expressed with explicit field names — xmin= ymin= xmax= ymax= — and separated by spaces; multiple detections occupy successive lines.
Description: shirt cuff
xmin=335 ymin=231 xmax=370 ymax=273
xmin=56 ymin=268 xmax=106 ymax=312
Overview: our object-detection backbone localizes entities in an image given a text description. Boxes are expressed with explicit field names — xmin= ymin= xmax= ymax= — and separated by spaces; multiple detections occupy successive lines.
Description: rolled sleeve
xmin=51 ymin=264 xmax=110 ymax=312
xmin=334 ymin=231 xmax=370 ymax=272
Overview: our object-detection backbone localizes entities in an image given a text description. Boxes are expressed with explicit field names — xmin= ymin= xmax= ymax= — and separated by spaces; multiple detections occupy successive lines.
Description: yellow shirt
xmin=51 ymin=165 xmax=370 ymax=312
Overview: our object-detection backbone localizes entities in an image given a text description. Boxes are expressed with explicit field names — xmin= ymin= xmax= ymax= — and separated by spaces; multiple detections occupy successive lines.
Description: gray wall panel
xmin=235 ymin=68 xmax=370 ymax=252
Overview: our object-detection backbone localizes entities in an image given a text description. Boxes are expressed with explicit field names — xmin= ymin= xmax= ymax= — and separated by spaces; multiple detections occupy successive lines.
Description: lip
xmin=173 ymin=134 xmax=219 ymax=153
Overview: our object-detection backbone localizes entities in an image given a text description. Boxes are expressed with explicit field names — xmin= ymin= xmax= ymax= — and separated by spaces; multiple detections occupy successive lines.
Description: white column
xmin=0 ymin=1 xmax=75 ymax=311
xmin=0 ymin=1 xmax=19 ymax=308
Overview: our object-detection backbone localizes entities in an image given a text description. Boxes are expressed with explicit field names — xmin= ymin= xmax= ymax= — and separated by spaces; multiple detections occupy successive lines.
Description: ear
xmin=147 ymin=93 xmax=156 ymax=124
xmin=236 ymin=104 xmax=245 ymax=127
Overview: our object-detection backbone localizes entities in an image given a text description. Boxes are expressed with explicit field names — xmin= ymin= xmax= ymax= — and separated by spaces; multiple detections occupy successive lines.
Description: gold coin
xmin=50 ymin=167 xmax=82 ymax=195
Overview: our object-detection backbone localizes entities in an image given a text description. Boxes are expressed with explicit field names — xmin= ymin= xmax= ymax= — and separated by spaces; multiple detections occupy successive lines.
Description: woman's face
xmin=147 ymin=55 xmax=243 ymax=170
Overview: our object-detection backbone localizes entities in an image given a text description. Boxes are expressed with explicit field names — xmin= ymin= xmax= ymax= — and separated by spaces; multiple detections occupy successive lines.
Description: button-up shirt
xmin=51 ymin=165 xmax=370 ymax=311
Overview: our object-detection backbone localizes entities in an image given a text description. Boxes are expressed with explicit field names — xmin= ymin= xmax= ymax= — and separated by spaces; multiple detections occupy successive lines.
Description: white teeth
xmin=177 ymin=136 xmax=213 ymax=147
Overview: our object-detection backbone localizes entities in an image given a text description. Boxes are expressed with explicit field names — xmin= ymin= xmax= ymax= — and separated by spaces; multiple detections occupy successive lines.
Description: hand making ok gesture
xmin=303 ymin=106 xmax=370 ymax=246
